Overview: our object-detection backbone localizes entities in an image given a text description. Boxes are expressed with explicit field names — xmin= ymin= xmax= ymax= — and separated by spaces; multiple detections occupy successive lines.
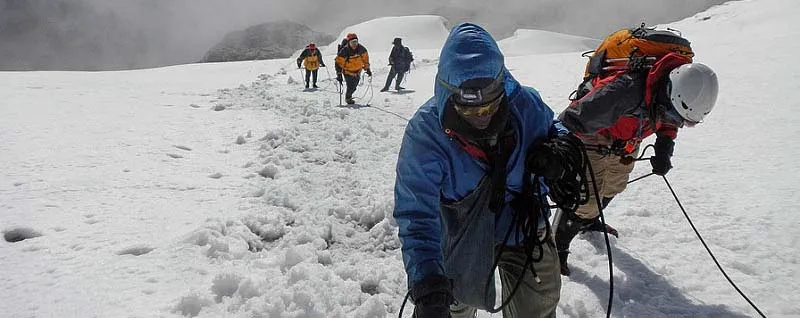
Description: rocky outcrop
xmin=201 ymin=21 xmax=333 ymax=63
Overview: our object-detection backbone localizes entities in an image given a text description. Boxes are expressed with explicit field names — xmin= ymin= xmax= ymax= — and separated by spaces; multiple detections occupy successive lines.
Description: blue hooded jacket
xmin=393 ymin=23 xmax=563 ymax=306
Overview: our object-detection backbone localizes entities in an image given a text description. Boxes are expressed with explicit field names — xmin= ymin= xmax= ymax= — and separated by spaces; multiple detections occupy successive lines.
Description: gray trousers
xmin=450 ymin=242 xmax=561 ymax=318
xmin=383 ymin=66 xmax=406 ymax=89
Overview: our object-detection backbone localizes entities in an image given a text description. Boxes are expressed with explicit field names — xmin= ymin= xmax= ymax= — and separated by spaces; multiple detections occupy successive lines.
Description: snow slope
xmin=2 ymin=1 xmax=799 ymax=317
xmin=324 ymin=15 xmax=450 ymax=55
xmin=497 ymin=29 xmax=600 ymax=57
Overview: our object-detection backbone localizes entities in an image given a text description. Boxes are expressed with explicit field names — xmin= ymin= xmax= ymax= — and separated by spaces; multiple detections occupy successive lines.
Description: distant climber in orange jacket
xmin=335 ymin=33 xmax=371 ymax=104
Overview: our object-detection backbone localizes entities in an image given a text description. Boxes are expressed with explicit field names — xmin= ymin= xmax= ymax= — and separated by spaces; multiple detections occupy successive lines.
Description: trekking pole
xmin=298 ymin=68 xmax=305 ymax=87
xmin=661 ymin=176 xmax=767 ymax=318
xmin=334 ymin=74 xmax=342 ymax=105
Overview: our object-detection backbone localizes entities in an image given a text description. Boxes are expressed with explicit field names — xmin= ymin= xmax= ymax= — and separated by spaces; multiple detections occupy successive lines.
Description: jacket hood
xmin=434 ymin=23 xmax=521 ymax=120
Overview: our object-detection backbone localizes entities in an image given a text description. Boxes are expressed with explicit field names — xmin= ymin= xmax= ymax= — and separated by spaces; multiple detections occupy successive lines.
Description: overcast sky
xmin=91 ymin=0 xmax=728 ymax=59
xmin=1 ymin=0 xmax=728 ymax=70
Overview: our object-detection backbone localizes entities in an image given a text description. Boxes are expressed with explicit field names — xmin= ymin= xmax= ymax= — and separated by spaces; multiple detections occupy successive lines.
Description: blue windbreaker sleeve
xmin=518 ymin=87 xmax=561 ymax=221
xmin=519 ymin=86 xmax=566 ymax=138
xmin=393 ymin=119 xmax=447 ymax=285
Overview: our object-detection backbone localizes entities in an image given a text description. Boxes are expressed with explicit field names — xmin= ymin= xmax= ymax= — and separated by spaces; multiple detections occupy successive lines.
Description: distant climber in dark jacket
xmin=381 ymin=37 xmax=414 ymax=92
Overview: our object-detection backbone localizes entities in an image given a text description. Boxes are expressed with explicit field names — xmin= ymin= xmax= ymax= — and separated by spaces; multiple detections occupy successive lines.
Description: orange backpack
xmin=573 ymin=24 xmax=694 ymax=101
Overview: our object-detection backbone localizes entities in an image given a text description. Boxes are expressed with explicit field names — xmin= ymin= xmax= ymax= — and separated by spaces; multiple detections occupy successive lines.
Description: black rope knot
xmin=530 ymin=133 xmax=591 ymax=213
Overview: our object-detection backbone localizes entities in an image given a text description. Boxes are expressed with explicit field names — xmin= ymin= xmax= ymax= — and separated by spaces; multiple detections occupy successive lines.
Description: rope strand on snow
xmin=527 ymin=135 xmax=617 ymax=317
xmin=321 ymin=65 xmax=334 ymax=90
xmin=398 ymin=291 xmax=412 ymax=318
xmin=361 ymin=105 xmax=410 ymax=121
xmin=636 ymin=144 xmax=655 ymax=160
xmin=539 ymin=135 xmax=616 ymax=317
xmin=355 ymin=73 xmax=375 ymax=105
xmin=627 ymin=172 xmax=654 ymax=184
xmin=661 ymin=176 xmax=768 ymax=318
xmin=585 ymin=156 xmax=615 ymax=318
xmin=364 ymin=74 xmax=375 ymax=105
xmin=622 ymin=143 xmax=659 ymax=184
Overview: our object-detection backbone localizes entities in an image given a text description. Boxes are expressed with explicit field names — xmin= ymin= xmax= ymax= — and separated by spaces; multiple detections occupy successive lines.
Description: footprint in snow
xmin=116 ymin=245 xmax=154 ymax=256
xmin=3 ymin=227 xmax=43 ymax=243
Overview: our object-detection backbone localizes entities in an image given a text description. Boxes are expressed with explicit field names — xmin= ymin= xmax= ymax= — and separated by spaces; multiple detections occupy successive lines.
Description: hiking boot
xmin=346 ymin=98 xmax=355 ymax=105
xmin=305 ymin=83 xmax=309 ymax=89
xmin=380 ymin=87 xmax=389 ymax=92
xmin=396 ymin=86 xmax=405 ymax=90
xmin=313 ymin=84 xmax=319 ymax=88
xmin=582 ymin=219 xmax=619 ymax=238
xmin=558 ymin=251 xmax=571 ymax=276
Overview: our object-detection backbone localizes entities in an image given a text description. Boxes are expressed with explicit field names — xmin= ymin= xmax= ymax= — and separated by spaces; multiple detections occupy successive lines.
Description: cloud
xmin=0 ymin=0 xmax=727 ymax=70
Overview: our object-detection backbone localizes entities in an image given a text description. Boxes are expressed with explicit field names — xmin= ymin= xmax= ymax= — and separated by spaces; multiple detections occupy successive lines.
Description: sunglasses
xmin=452 ymin=94 xmax=503 ymax=117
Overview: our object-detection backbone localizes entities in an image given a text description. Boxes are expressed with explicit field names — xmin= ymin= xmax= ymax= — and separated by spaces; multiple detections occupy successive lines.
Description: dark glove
xmin=365 ymin=68 xmax=372 ymax=77
xmin=526 ymin=134 xmax=582 ymax=181
xmin=336 ymin=73 xmax=343 ymax=83
xmin=297 ymin=62 xmax=302 ymax=69
xmin=650 ymin=135 xmax=675 ymax=176
xmin=411 ymin=275 xmax=453 ymax=318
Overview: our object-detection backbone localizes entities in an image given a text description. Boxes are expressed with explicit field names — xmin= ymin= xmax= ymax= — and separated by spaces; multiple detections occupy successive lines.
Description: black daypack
xmin=394 ymin=46 xmax=413 ymax=71
xmin=402 ymin=47 xmax=413 ymax=63
xmin=337 ymin=38 xmax=348 ymax=53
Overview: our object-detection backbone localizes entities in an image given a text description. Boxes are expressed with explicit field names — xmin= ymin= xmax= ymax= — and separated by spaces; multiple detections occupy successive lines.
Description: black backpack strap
xmin=487 ymin=129 xmax=516 ymax=213
xmin=586 ymin=49 xmax=607 ymax=78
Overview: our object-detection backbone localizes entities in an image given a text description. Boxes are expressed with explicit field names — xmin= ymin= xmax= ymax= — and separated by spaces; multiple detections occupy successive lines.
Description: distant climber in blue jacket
xmin=393 ymin=23 xmax=568 ymax=318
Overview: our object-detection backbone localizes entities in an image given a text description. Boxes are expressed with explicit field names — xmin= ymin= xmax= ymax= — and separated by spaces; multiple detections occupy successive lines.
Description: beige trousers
xmin=574 ymin=134 xmax=638 ymax=219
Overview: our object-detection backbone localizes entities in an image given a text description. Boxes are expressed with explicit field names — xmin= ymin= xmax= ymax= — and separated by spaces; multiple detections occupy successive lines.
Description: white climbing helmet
xmin=668 ymin=63 xmax=719 ymax=124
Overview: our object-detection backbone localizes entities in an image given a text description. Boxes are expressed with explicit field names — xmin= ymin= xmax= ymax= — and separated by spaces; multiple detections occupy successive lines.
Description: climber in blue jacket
xmin=394 ymin=23 xmax=567 ymax=318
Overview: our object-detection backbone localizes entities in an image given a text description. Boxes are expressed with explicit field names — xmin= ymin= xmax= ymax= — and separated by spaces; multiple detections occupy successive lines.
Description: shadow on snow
xmin=569 ymin=241 xmax=750 ymax=318
xmin=336 ymin=103 xmax=371 ymax=109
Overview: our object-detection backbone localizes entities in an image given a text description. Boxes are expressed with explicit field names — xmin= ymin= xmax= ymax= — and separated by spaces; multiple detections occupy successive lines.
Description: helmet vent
xmin=681 ymin=101 xmax=690 ymax=110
